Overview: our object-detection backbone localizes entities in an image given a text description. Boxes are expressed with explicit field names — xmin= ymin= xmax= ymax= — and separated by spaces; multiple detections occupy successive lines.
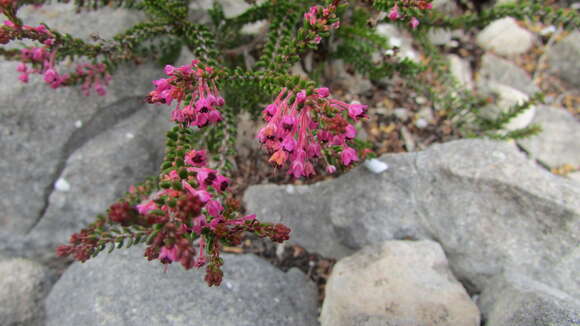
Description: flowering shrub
xmin=2 ymin=0 xmax=578 ymax=286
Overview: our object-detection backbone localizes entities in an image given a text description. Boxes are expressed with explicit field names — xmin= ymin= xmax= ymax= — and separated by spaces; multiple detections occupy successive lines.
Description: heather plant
xmin=1 ymin=0 xmax=578 ymax=286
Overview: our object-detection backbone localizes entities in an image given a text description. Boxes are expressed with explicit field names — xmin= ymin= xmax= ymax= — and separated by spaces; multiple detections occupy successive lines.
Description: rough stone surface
xmin=0 ymin=105 xmax=171 ymax=263
xmin=518 ymin=106 xmax=580 ymax=168
xmin=46 ymin=249 xmax=319 ymax=326
xmin=548 ymin=31 xmax=580 ymax=88
xmin=244 ymin=139 xmax=580 ymax=296
xmin=0 ymin=60 xmax=164 ymax=235
xmin=0 ymin=258 xmax=52 ymax=326
xmin=478 ymin=53 xmax=539 ymax=96
xmin=479 ymin=273 xmax=580 ymax=326
xmin=3 ymin=3 xmax=145 ymax=43
xmin=320 ymin=240 xmax=480 ymax=326
xmin=476 ymin=17 xmax=535 ymax=56
xmin=480 ymin=82 xmax=536 ymax=132
xmin=447 ymin=54 xmax=473 ymax=90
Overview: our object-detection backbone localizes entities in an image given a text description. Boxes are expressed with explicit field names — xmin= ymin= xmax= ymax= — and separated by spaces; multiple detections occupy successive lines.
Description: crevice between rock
xmin=26 ymin=96 xmax=148 ymax=234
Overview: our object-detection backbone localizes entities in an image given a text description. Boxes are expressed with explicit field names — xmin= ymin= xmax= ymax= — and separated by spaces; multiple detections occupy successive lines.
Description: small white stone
xmin=415 ymin=118 xmax=429 ymax=129
xmin=365 ymin=159 xmax=389 ymax=174
xmin=389 ymin=37 xmax=402 ymax=48
xmin=286 ymin=185 xmax=295 ymax=194
xmin=74 ymin=120 xmax=83 ymax=128
xmin=415 ymin=96 xmax=428 ymax=105
xmin=54 ymin=178 xmax=71 ymax=192
xmin=125 ymin=132 xmax=135 ymax=139
xmin=539 ymin=25 xmax=557 ymax=36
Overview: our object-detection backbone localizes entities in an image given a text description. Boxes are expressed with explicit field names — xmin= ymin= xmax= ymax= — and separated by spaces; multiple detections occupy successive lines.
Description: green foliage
xmin=334 ymin=7 xmax=425 ymax=80
xmin=419 ymin=1 xmax=580 ymax=31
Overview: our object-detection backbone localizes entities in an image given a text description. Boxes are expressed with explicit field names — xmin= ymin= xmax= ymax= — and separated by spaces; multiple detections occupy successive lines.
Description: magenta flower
xmin=159 ymin=246 xmax=178 ymax=264
xmin=147 ymin=61 xmax=225 ymax=129
xmin=388 ymin=6 xmax=400 ymax=21
xmin=340 ymin=147 xmax=358 ymax=166
xmin=184 ymin=149 xmax=208 ymax=167
xmin=257 ymin=87 xmax=367 ymax=178
xmin=206 ymin=200 xmax=224 ymax=218
xmin=136 ymin=200 xmax=157 ymax=215
xmin=410 ymin=17 xmax=420 ymax=29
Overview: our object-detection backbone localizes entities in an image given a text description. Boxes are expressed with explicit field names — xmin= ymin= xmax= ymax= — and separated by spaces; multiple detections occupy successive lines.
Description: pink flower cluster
xmin=147 ymin=61 xmax=225 ymax=128
xmin=258 ymin=87 xmax=367 ymax=178
xmin=4 ymin=20 xmax=111 ymax=95
xmin=303 ymin=3 xmax=341 ymax=44
xmin=77 ymin=63 xmax=112 ymax=96
xmin=388 ymin=0 xmax=433 ymax=29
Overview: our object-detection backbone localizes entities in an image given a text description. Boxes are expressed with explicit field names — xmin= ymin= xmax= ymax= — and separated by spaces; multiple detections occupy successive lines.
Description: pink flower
xmin=18 ymin=73 xmax=29 ymax=83
xmin=212 ymin=175 xmax=230 ymax=192
xmin=16 ymin=63 xmax=27 ymax=73
xmin=43 ymin=68 xmax=58 ymax=83
xmin=344 ymin=124 xmax=357 ymax=139
xmin=340 ymin=147 xmax=358 ymax=166
xmin=315 ymin=87 xmax=330 ymax=98
xmin=347 ymin=103 xmax=368 ymax=120
xmin=313 ymin=35 xmax=322 ymax=44
xmin=192 ymin=215 xmax=207 ymax=234
xmin=136 ymin=200 xmax=157 ymax=215
xmin=206 ymin=200 xmax=223 ymax=218
xmin=184 ymin=149 xmax=207 ymax=167
xmin=326 ymin=165 xmax=337 ymax=174
xmin=159 ymin=246 xmax=178 ymax=264
xmin=410 ymin=17 xmax=420 ymax=29
xmin=289 ymin=160 xmax=305 ymax=178
xmin=388 ymin=6 xmax=400 ymax=21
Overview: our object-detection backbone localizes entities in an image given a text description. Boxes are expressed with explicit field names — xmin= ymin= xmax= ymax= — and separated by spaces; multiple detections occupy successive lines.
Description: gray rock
xmin=518 ymin=106 xmax=580 ymax=168
xmin=428 ymin=28 xmax=452 ymax=45
xmin=4 ymin=2 xmax=146 ymax=42
xmin=0 ymin=258 xmax=52 ymax=326
xmin=478 ymin=53 xmax=539 ymax=95
xmin=0 ymin=59 xmax=163 ymax=236
xmin=476 ymin=17 xmax=535 ymax=56
xmin=27 ymin=106 xmax=170 ymax=262
xmin=479 ymin=273 xmax=580 ymax=326
xmin=46 ymin=248 xmax=319 ymax=326
xmin=447 ymin=54 xmax=473 ymax=90
xmin=479 ymin=82 xmax=536 ymax=132
xmin=320 ymin=240 xmax=480 ymax=326
xmin=244 ymin=139 xmax=580 ymax=297
xmin=548 ymin=31 xmax=580 ymax=88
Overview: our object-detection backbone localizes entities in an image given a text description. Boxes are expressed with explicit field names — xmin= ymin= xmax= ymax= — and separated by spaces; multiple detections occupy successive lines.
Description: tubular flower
xmin=147 ymin=61 xmax=225 ymax=128
xmin=257 ymin=87 xmax=367 ymax=178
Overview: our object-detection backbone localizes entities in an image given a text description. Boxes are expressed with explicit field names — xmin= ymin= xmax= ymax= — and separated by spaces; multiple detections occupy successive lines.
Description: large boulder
xmin=479 ymin=272 xmax=580 ymax=326
xmin=320 ymin=240 xmax=480 ymax=326
xmin=518 ymin=106 xmax=580 ymax=169
xmin=477 ymin=53 xmax=539 ymax=96
xmin=244 ymin=139 xmax=580 ymax=297
xmin=0 ymin=0 xmax=165 ymax=239
xmin=548 ymin=31 xmax=580 ymax=88
xmin=0 ymin=258 xmax=52 ymax=326
xmin=46 ymin=249 xmax=319 ymax=326
xmin=476 ymin=17 xmax=535 ymax=56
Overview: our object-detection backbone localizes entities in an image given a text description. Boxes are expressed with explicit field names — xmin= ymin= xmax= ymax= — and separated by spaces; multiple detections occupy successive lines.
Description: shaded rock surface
xmin=0 ymin=60 xmax=164 ymax=236
xmin=477 ymin=53 xmax=539 ymax=96
xmin=479 ymin=272 xmax=580 ymax=326
xmin=518 ymin=106 xmax=580 ymax=168
xmin=46 ymin=248 xmax=319 ymax=326
xmin=320 ymin=240 xmax=480 ymax=326
xmin=548 ymin=31 xmax=580 ymax=88
xmin=0 ymin=258 xmax=53 ymax=326
xmin=476 ymin=17 xmax=535 ymax=56
xmin=0 ymin=104 xmax=171 ymax=263
xmin=244 ymin=139 xmax=580 ymax=296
